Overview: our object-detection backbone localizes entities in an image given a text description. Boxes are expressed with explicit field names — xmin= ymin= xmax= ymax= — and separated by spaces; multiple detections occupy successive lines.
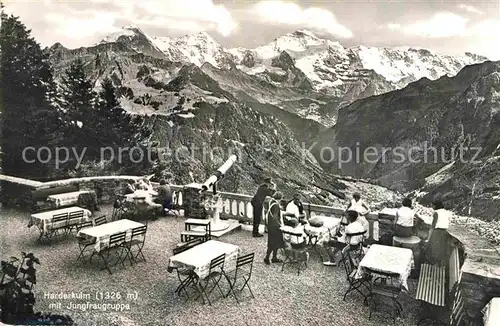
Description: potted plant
xmin=0 ymin=252 xmax=75 ymax=325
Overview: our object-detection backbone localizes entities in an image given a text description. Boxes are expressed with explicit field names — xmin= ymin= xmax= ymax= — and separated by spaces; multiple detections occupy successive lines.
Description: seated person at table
xmin=353 ymin=211 xmax=369 ymax=242
xmin=319 ymin=210 xmax=366 ymax=266
xmin=285 ymin=193 xmax=307 ymax=224
xmin=155 ymin=179 xmax=173 ymax=213
xmin=282 ymin=218 xmax=307 ymax=249
xmin=393 ymin=197 xmax=416 ymax=238
xmin=281 ymin=218 xmax=308 ymax=261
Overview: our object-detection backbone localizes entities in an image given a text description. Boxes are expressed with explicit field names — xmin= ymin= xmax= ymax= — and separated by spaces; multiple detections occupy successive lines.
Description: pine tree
xmin=95 ymin=77 xmax=135 ymax=147
xmin=95 ymin=77 xmax=151 ymax=170
xmin=59 ymin=58 xmax=98 ymax=159
xmin=0 ymin=6 xmax=62 ymax=178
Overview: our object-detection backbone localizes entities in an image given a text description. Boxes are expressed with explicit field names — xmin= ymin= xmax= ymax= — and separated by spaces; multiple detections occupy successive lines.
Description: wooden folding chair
xmin=171 ymin=238 xmax=205 ymax=298
xmin=76 ymin=235 xmax=96 ymax=264
xmin=367 ymin=268 xmax=403 ymax=324
xmin=75 ymin=220 xmax=96 ymax=264
xmin=75 ymin=220 xmax=93 ymax=233
xmin=173 ymin=237 xmax=205 ymax=255
xmin=94 ymin=215 xmax=107 ymax=226
xmin=195 ymin=253 xmax=226 ymax=305
xmin=96 ymin=232 xmax=128 ymax=274
xmin=125 ymin=225 xmax=147 ymax=265
xmin=341 ymin=249 xmax=371 ymax=303
xmin=40 ymin=212 xmax=68 ymax=240
xmin=281 ymin=228 xmax=308 ymax=275
xmin=66 ymin=210 xmax=85 ymax=234
xmin=224 ymin=252 xmax=255 ymax=303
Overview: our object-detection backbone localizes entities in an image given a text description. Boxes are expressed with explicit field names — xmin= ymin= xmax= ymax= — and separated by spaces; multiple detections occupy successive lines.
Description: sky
xmin=3 ymin=0 xmax=500 ymax=59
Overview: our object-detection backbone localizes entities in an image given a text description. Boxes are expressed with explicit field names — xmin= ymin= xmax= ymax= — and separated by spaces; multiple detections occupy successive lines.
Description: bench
xmin=180 ymin=219 xmax=211 ymax=242
xmin=416 ymin=246 xmax=465 ymax=325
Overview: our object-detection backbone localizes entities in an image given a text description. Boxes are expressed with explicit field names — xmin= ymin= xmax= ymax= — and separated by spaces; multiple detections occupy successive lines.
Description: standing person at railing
xmin=393 ymin=197 xmax=416 ymax=237
xmin=345 ymin=192 xmax=370 ymax=235
xmin=424 ymin=199 xmax=452 ymax=266
xmin=250 ymin=176 xmax=276 ymax=238
xmin=346 ymin=192 xmax=370 ymax=215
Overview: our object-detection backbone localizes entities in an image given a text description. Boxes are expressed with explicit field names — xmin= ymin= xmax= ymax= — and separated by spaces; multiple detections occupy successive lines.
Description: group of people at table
xmin=122 ymin=175 xmax=174 ymax=217
xmin=250 ymin=177 xmax=453 ymax=267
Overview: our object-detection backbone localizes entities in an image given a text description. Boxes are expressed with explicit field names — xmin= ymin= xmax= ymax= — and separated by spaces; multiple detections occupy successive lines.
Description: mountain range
xmin=50 ymin=25 xmax=487 ymax=127
xmin=46 ymin=25 xmax=500 ymax=217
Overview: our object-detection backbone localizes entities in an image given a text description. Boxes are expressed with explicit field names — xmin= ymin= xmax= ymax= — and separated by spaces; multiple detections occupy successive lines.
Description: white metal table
xmin=47 ymin=190 xmax=95 ymax=208
xmin=356 ymin=244 xmax=413 ymax=291
xmin=29 ymin=206 xmax=92 ymax=234
xmin=125 ymin=190 xmax=158 ymax=202
xmin=77 ymin=219 xmax=145 ymax=252
xmin=168 ymin=240 xmax=239 ymax=279
xmin=304 ymin=216 xmax=341 ymax=244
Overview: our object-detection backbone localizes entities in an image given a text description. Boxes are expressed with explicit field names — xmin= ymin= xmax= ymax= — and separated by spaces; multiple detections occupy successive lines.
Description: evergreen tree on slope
xmin=0 ymin=4 xmax=62 ymax=178
xmin=59 ymin=58 xmax=99 ymax=160
xmin=95 ymin=77 xmax=136 ymax=148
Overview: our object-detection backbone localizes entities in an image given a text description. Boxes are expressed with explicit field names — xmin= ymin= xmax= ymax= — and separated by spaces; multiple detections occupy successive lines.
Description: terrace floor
xmin=0 ymin=205 xmax=438 ymax=326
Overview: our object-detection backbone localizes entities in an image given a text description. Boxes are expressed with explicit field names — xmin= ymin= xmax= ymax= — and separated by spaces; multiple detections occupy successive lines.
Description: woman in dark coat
xmin=264 ymin=192 xmax=285 ymax=265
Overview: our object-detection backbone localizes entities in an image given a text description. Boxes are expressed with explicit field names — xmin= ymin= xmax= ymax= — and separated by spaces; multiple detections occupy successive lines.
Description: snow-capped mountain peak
xmin=98 ymin=25 xmax=165 ymax=57
xmin=293 ymin=29 xmax=320 ymax=38
xmin=172 ymin=31 xmax=222 ymax=49
xmin=252 ymin=29 xmax=327 ymax=59
xmin=151 ymin=31 xmax=229 ymax=68
xmin=122 ymin=24 xmax=140 ymax=30
xmin=100 ymin=26 xmax=138 ymax=44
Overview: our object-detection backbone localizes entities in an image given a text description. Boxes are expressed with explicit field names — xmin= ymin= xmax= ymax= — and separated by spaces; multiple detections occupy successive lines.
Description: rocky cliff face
xmin=313 ymin=61 xmax=500 ymax=218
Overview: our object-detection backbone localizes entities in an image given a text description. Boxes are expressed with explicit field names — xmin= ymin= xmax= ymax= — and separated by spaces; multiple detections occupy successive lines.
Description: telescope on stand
xmin=201 ymin=155 xmax=238 ymax=195
xmin=183 ymin=155 xmax=238 ymax=232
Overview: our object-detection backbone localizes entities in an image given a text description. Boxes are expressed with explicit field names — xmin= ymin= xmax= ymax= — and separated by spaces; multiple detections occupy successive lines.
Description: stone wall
xmin=2 ymin=173 xmax=500 ymax=322
xmin=447 ymin=225 xmax=500 ymax=322
xmin=41 ymin=176 xmax=143 ymax=203
xmin=0 ymin=180 xmax=36 ymax=208
xmin=0 ymin=175 xmax=143 ymax=208
xmin=0 ymin=175 xmax=43 ymax=208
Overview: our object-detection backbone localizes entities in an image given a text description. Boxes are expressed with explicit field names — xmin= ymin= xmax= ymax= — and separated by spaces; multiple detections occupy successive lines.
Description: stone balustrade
xmin=169 ymin=185 xmax=383 ymax=243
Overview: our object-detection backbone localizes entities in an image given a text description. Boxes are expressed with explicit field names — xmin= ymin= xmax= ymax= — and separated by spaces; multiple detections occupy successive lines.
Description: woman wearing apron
xmin=264 ymin=192 xmax=285 ymax=265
